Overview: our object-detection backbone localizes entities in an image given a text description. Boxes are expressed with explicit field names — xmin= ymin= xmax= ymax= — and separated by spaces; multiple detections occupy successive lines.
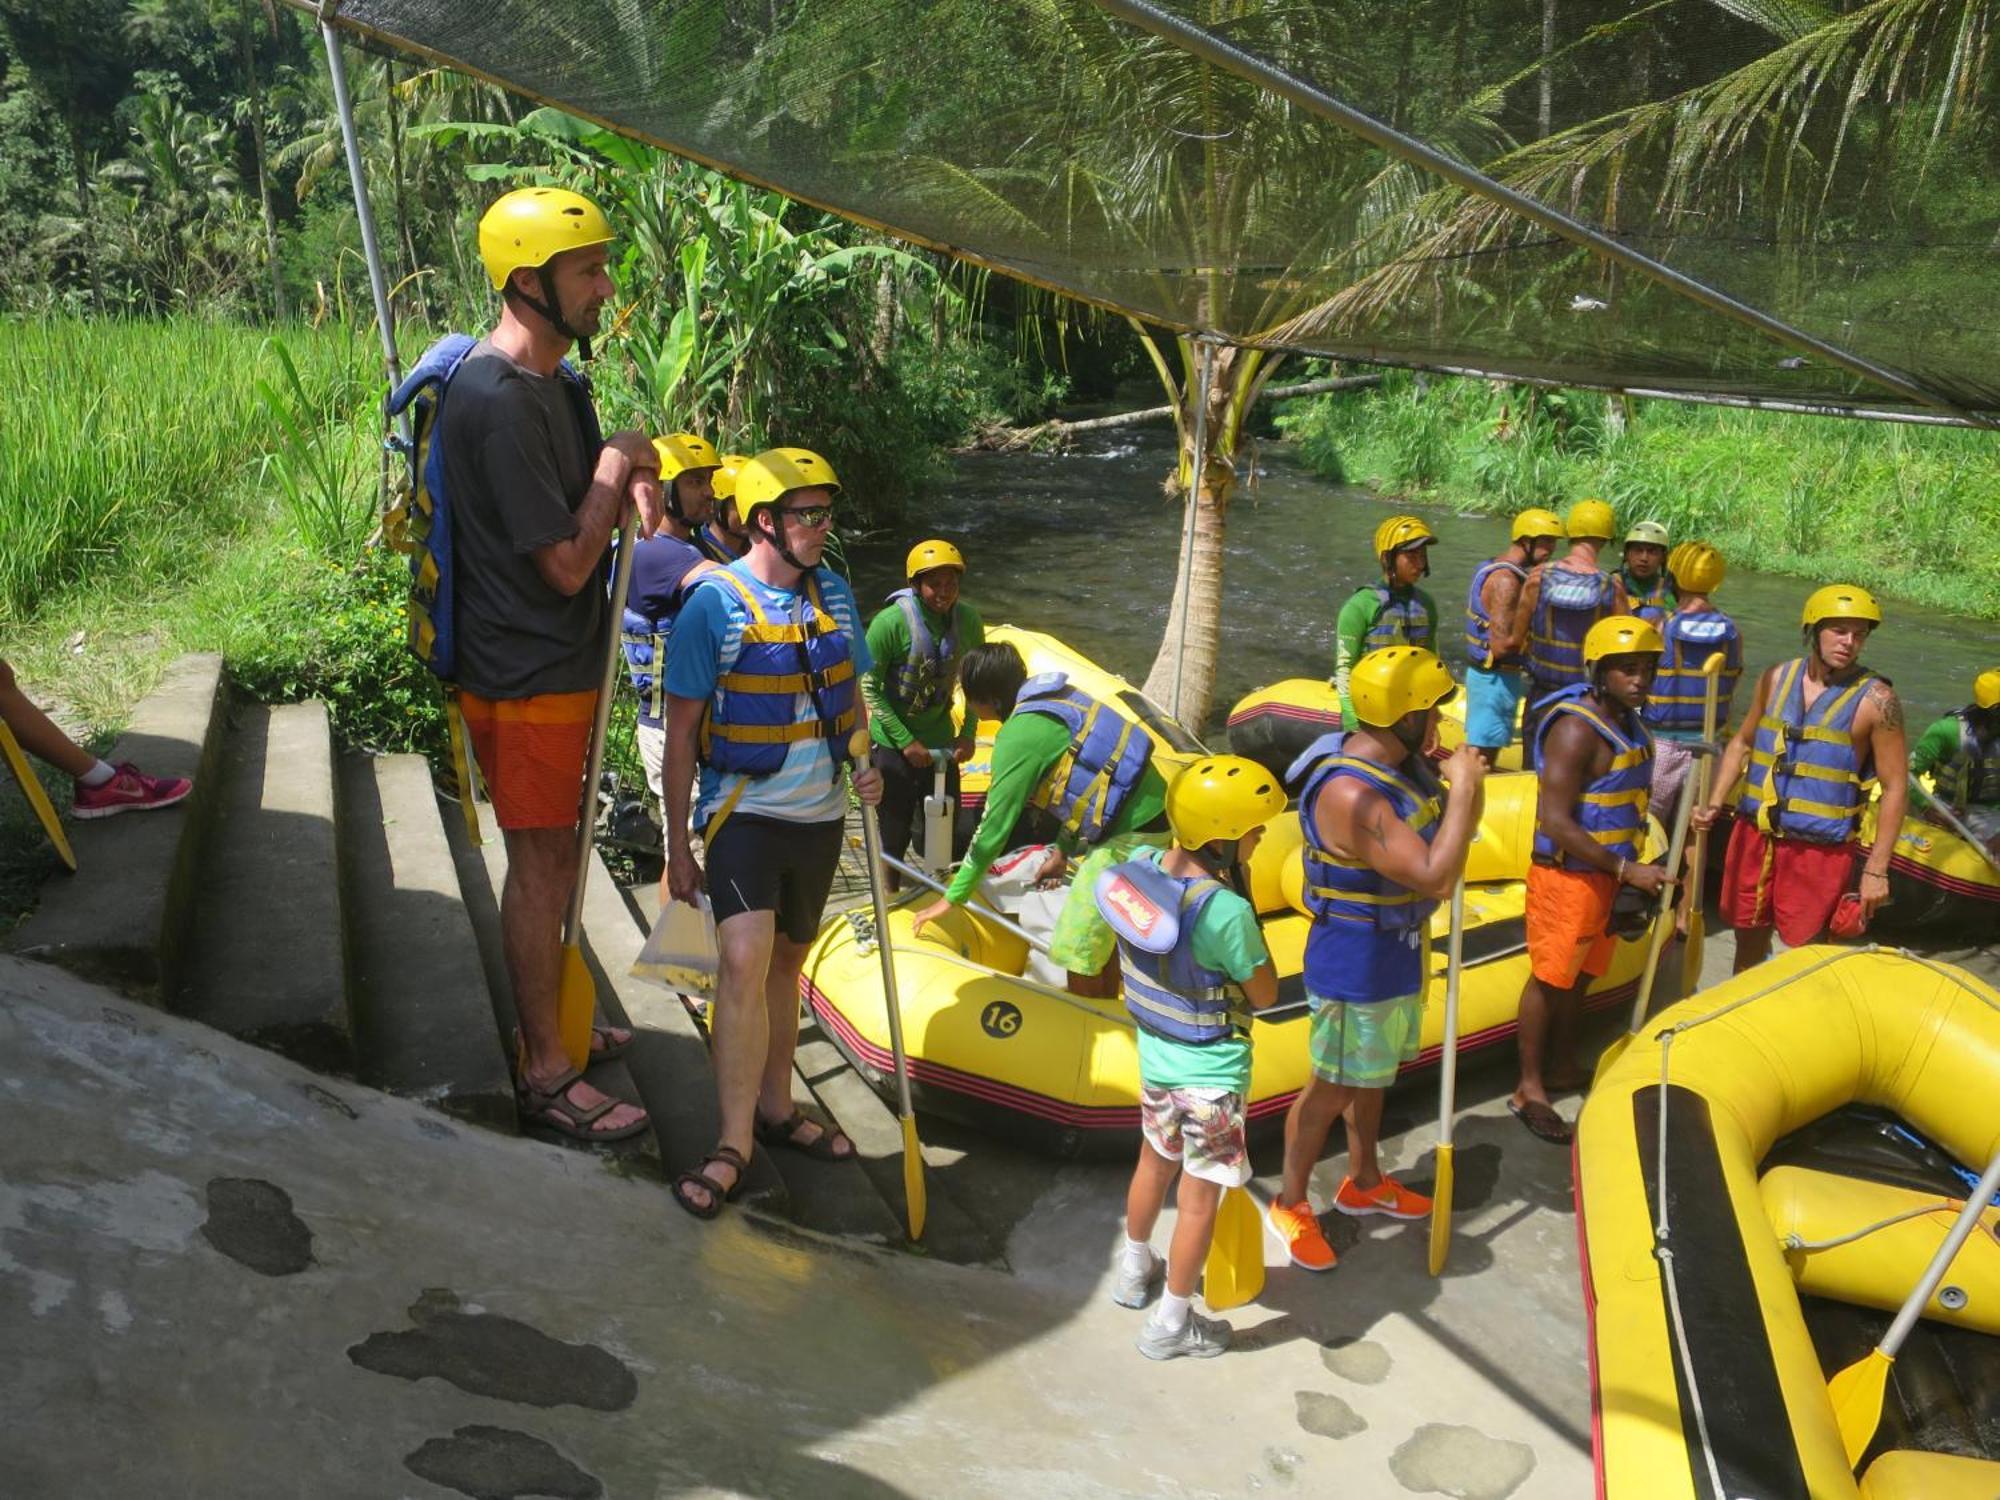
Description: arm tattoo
xmin=1363 ymin=811 xmax=1390 ymax=850
xmin=1869 ymin=680 xmax=1904 ymax=732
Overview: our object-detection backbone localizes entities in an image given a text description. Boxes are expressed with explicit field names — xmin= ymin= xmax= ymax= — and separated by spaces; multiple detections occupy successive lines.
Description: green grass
xmin=1278 ymin=374 xmax=2000 ymax=620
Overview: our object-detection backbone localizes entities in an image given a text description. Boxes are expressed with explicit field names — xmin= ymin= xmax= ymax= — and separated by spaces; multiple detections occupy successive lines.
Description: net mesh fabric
xmin=309 ymin=0 xmax=2000 ymax=417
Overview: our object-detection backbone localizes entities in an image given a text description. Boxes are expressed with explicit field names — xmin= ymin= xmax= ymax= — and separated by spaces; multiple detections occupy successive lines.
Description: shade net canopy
xmin=304 ymin=0 xmax=2000 ymax=420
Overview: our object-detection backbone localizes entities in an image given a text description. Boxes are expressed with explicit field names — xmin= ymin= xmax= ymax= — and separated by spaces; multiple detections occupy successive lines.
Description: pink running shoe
xmin=71 ymin=763 xmax=193 ymax=820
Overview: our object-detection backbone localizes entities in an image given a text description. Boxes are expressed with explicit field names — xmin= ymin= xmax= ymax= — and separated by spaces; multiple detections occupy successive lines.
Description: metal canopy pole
xmin=1091 ymin=0 xmax=1993 ymax=429
xmin=320 ymin=13 xmax=403 ymax=394
xmin=1169 ymin=337 xmax=1216 ymax=727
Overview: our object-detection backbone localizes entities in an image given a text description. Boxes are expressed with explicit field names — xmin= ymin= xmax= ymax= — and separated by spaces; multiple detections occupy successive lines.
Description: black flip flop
xmin=1508 ymin=1097 xmax=1574 ymax=1146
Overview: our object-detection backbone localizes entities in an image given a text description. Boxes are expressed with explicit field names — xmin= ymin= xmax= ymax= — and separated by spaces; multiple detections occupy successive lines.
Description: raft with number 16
xmin=801 ymin=626 xmax=1661 ymax=1157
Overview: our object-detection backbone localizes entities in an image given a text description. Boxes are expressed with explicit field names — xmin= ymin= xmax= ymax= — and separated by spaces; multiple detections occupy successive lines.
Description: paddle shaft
xmin=1914 ymin=790 xmax=2000 ymax=878
xmin=562 ymin=515 xmax=639 ymax=948
xmin=0 ymin=720 xmax=76 ymax=871
xmin=1628 ymin=739 xmax=1706 ymax=1036
xmin=852 ymin=739 xmax=918 ymax=1125
xmin=879 ymin=850 xmax=1059 ymax=960
xmin=1876 ymin=1147 xmax=2000 ymax=1360
xmin=1679 ymin=653 xmax=1726 ymax=930
xmin=1436 ymin=878 xmax=1467 ymax=1150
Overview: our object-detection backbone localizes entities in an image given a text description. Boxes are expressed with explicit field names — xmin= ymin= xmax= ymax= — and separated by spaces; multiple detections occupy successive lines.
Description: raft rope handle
xmin=1782 ymin=1201 xmax=1961 ymax=1254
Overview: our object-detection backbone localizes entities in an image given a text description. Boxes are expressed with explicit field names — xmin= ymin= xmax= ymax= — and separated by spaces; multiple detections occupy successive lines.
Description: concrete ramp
xmin=0 ymin=953 xmax=1589 ymax=1499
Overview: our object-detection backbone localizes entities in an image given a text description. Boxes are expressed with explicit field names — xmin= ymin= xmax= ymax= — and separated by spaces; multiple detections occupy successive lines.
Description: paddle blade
xmin=1680 ymin=907 xmax=1707 ymax=997
xmin=1828 ymin=1349 xmax=1893 ymax=1467
xmin=900 ymin=1114 xmax=928 ymax=1243
xmin=556 ymin=942 xmax=596 ymax=1072
xmin=1427 ymin=1145 xmax=1455 ymax=1277
xmin=1202 ymin=1187 xmax=1266 ymax=1311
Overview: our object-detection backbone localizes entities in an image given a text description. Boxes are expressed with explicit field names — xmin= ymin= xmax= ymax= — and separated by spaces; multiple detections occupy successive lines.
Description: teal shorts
xmin=1046 ymin=830 xmax=1172 ymax=973
xmin=1306 ymin=991 xmax=1424 ymax=1088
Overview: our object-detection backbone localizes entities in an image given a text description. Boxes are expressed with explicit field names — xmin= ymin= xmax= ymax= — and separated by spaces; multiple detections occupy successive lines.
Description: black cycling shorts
xmin=704 ymin=813 xmax=845 ymax=944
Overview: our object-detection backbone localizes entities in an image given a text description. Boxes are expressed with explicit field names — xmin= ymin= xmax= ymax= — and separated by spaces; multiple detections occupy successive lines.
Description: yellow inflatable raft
xmin=1577 ymin=946 xmax=2000 ymax=1499
xmin=1226 ymin=676 xmax=1527 ymax=778
xmin=1858 ymin=799 xmax=2000 ymax=938
xmin=807 ymin=630 xmax=1655 ymax=1156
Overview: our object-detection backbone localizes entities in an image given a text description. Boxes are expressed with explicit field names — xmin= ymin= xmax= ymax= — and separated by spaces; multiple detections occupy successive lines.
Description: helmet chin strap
xmin=1391 ymin=713 xmax=1428 ymax=754
xmin=510 ymin=266 xmax=593 ymax=362
xmin=756 ymin=505 xmax=813 ymax=572
xmin=663 ymin=475 xmax=685 ymax=524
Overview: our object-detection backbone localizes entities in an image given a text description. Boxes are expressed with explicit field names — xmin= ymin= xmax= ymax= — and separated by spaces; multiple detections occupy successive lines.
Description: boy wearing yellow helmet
xmin=1462 ymin=507 xmax=1565 ymax=765
xmin=1618 ymin=519 xmax=1674 ymax=625
xmin=447 ymin=186 xmax=664 ymax=1145
xmin=1274 ymin=648 xmax=1487 ymax=1267
xmin=1332 ymin=516 xmax=1439 ymax=728
xmin=1098 ymin=757 xmax=1284 ymax=1359
xmin=860 ymin=539 xmax=986 ymax=880
xmin=1908 ymin=668 xmax=2000 ymax=853
xmin=1640 ymin=540 xmax=1742 ymax=822
xmin=1694 ymin=585 xmax=1909 ymax=970
xmin=1514 ymin=617 xmax=1668 ymax=1145
xmin=694 ymin=454 xmax=751 ymax=564
xmin=1501 ymin=499 xmax=1627 ymax=761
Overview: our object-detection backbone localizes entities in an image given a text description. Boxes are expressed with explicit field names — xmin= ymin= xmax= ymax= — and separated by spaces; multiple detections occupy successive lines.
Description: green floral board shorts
xmin=1307 ymin=991 xmax=1424 ymax=1088
xmin=1138 ymin=1086 xmax=1251 ymax=1187
xmin=1046 ymin=831 xmax=1172 ymax=973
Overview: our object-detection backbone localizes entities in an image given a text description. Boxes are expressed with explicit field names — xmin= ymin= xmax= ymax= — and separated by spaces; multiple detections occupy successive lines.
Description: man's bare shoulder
xmin=1863 ymin=675 xmax=1904 ymax=732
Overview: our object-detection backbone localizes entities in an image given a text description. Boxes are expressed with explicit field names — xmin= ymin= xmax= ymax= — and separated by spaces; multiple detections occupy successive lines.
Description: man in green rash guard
xmin=1334 ymin=515 xmax=1440 ymax=728
xmin=910 ymin=641 xmax=1172 ymax=997
xmin=1909 ymin=667 xmax=2000 ymax=852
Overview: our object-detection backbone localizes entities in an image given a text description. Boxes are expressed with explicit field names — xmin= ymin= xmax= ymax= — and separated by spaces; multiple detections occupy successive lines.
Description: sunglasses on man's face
xmin=781 ymin=504 xmax=836 ymax=528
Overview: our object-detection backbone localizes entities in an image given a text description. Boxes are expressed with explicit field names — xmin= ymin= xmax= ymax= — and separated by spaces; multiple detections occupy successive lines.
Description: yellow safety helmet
xmin=1974 ymin=668 xmax=2000 ymax=710
xmin=1511 ymin=506 xmax=1565 ymax=542
xmin=1164 ymin=756 xmax=1288 ymax=851
xmin=477 ymin=187 xmax=613 ymax=290
xmin=1349 ymin=646 xmax=1458 ymax=729
xmin=906 ymin=539 xmax=966 ymax=579
xmin=1565 ymin=497 xmax=1616 ymax=541
xmin=1667 ymin=540 xmax=1725 ymax=594
xmin=1625 ymin=519 xmax=1671 ymax=549
xmin=735 ymin=447 xmax=841 ymax=520
xmin=1582 ymin=615 xmax=1666 ymax=669
xmin=711 ymin=452 xmax=750 ymax=502
xmin=651 ymin=433 xmax=720 ymax=482
xmin=1373 ymin=514 xmax=1436 ymax=560
xmin=1800 ymin=584 xmax=1883 ymax=630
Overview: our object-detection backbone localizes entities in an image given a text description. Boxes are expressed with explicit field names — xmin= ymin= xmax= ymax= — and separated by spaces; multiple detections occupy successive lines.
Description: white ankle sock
xmin=79 ymin=760 xmax=116 ymax=789
xmin=1120 ymin=1236 xmax=1153 ymax=1272
xmin=1154 ymin=1290 xmax=1191 ymax=1332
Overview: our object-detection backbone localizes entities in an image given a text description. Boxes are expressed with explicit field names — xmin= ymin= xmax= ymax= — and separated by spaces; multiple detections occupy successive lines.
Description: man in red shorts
xmin=1512 ymin=617 xmax=1669 ymax=1145
xmin=441 ymin=187 xmax=663 ymax=1142
xmin=1693 ymin=584 xmax=1908 ymax=972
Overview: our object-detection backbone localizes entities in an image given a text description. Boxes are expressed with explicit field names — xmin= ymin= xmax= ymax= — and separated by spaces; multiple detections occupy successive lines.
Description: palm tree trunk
xmin=239 ymin=0 xmax=286 ymax=319
xmin=1539 ymin=0 xmax=1556 ymax=138
xmin=67 ymin=119 xmax=103 ymax=313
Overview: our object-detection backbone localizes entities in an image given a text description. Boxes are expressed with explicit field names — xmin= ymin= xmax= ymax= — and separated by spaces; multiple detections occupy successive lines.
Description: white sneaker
xmin=1111 ymin=1247 xmax=1164 ymax=1309
xmin=1137 ymin=1309 xmax=1232 ymax=1361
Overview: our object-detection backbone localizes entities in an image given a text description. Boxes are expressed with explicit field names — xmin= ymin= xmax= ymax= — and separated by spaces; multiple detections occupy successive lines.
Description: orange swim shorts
xmin=457 ymin=688 xmax=596 ymax=832
xmin=1525 ymin=861 xmax=1620 ymax=989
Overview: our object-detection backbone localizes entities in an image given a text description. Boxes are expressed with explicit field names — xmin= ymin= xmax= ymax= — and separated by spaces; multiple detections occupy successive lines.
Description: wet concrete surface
xmin=200 ymin=1177 xmax=314 ymax=1276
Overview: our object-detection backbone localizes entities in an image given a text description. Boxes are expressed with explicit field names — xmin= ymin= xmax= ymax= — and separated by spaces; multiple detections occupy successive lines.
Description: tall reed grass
xmin=1279 ymin=374 xmax=2000 ymax=619
xmin=0 ymin=319 xmax=377 ymax=623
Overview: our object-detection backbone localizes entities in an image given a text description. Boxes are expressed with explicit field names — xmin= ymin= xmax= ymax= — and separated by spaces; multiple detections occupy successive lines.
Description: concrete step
xmin=177 ymin=701 xmax=352 ymax=1074
xmin=339 ymin=753 xmax=516 ymax=1133
xmin=6 ymin=652 xmax=227 ymax=1000
xmin=440 ymin=801 xmax=660 ymax=1179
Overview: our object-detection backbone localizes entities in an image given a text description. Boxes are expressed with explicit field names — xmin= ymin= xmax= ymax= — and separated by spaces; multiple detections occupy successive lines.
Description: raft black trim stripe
xmin=1632 ymin=1085 xmax=1812 ymax=1500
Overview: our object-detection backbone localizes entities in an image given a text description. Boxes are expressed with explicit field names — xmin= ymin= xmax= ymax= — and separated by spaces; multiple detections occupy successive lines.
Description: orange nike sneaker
xmin=1266 ymin=1199 xmax=1338 ymax=1271
xmin=1332 ymin=1174 xmax=1432 ymax=1220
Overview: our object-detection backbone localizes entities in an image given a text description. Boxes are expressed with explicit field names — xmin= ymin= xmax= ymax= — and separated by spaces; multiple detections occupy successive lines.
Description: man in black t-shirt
xmin=444 ymin=186 xmax=660 ymax=1144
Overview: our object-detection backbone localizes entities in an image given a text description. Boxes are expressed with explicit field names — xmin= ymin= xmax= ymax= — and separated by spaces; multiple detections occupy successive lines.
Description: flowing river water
xmin=843 ymin=420 xmax=1996 ymax=742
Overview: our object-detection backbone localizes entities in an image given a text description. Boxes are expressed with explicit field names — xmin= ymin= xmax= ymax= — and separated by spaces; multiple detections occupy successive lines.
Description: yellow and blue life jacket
xmin=1621 ymin=568 xmax=1674 ymax=627
xmin=1641 ymin=607 xmax=1742 ymax=735
xmin=1289 ymin=732 xmax=1440 ymax=1002
xmin=1362 ymin=583 xmax=1436 ymax=653
xmin=1095 ymin=856 xmax=1244 ymax=1045
xmin=1464 ymin=558 xmax=1528 ymax=670
xmin=696 ymin=568 xmax=857 ymax=779
xmin=693 ymin=523 xmax=738 ymax=565
xmin=1933 ymin=708 xmax=2000 ymax=812
xmin=1016 ymin=672 xmax=1155 ymax=844
xmin=1740 ymin=658 xmax=1878 ymax=843
xmin=384 ymin=333 xmax=601 ymax=681
xmin=1526 ymin=566 xmax=1623 ymax=691
xmin=1532 ymin=686 xmax=1654 ymax=866
xmin=884 ymin=588 xmax=962 ymax=718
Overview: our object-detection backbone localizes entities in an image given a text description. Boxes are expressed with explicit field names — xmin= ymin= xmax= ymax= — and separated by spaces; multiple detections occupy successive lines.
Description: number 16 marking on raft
xmin=982 ymin=1001 xmax=1023 ymax=1039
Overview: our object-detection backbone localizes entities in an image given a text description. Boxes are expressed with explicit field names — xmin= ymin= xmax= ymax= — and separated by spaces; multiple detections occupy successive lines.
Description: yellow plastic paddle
xmin=1203 ymin=1186 xmax=1266 ymax=1310
xmin=1828 ymin=1146 xmax=2000 ymax=1465
xmin=851 ymin=729 xmax=928 ymax=1243
xmin=1677 ymin=653 xmax=1725 ymax=996
xmin=1428 ymin=876 xmax=1467 ymax=1276
xmin=443 ymin=691 xmax=483 ymax=848
xmin=0 ymin=721 xmax=76 ymax=872
xmin=550 ymin=515 xmax=640 ymax=1072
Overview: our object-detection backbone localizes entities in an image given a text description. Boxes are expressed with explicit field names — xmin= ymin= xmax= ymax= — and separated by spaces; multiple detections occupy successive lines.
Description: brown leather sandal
xmin=673 ymin=1144 xmax=750 ymax=1220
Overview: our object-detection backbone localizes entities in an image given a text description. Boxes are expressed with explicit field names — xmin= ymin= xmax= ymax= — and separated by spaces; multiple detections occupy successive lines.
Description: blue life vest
xmin=1014 ymin=673 xmax=1155 ymax=844
xmin=1525 ymin=565 xmax=1624 ymax=690
xmin=1642 ymin=608 xmax=1742 ymax=734
xmin=1464 ymin=558 xmax=1528 ymax=669
xmin=1933 ymin=708 xmax=2000 ymax=812
xmin=1362 ymin=583 xmax=1435 ymax=652
xmin=1622 ymin=569 xmax=1674 ymax=627
xmin=884 ymin=588 xmax=962 ymax=718
xmin=1095 ymin=856 xmax=1244 ymax=1045
xmin=1739 ymin=658 xmax=1878 ymax=843
xmin=1289 ymin=732 xmax=1440 ymax=1003
xmin=384 ymin=334 xmax=602 ymax=681
xmin=693 ymin=523 xmax=738 ymax=565
xmin=1531 ymin=686 xmax=1654 ymax=866
xmin=695 ymin=567 xmax=857 ymax=778
xmin=618 ymin=533 xmax=703 ymax=726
